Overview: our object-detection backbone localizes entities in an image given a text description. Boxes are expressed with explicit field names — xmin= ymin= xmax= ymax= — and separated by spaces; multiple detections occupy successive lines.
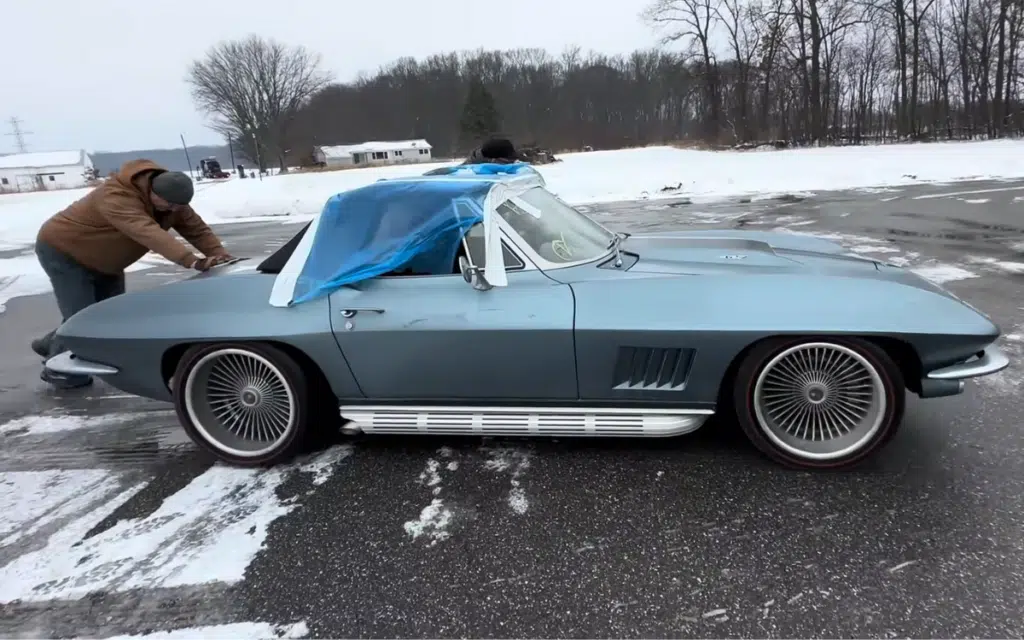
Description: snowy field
xmin=3 ymin=139 xmax=1024 ymax=313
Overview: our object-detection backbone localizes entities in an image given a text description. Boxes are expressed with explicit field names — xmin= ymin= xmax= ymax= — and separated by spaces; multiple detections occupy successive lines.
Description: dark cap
xmin=151 ymin=171 xmax=195 ymax=205
xmin=480 ymin=137 xmax=519 ymax=161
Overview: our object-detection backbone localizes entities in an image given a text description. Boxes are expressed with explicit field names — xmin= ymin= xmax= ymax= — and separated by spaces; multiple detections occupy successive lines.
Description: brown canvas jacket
xmin=36 ymin=159 xmax=228 ymax=274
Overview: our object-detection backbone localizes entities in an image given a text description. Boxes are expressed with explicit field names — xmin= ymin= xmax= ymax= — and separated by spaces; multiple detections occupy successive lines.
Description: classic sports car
xmin=47 ymin=164 xmax=1009 ymax=470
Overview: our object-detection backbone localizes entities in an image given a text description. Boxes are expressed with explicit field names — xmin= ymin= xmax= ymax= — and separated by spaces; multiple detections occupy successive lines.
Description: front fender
xmin=55 ymin=273 xmax=360 ymax=401
xmin=570 ymin=273 xmax=999 ymax=404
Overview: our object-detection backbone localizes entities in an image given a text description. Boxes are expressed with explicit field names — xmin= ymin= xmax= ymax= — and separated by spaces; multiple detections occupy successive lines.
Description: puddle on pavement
xmin=881 ymin=225 xmax=1024 ymax=244
xmin=0 ymin=411 xmax=194 ymax=472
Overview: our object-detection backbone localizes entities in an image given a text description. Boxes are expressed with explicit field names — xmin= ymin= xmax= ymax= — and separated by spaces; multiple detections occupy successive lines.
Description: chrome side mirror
xmin=458 ymin=256 xmax=492 ymax=291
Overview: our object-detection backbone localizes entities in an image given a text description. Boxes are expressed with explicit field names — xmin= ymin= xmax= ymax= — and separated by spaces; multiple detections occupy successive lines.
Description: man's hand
xmin=192 ymin=254 xmax=236 ymax=271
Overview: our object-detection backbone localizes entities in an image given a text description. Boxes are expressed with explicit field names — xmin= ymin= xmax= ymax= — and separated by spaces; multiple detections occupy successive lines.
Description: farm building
xmin=313 ymin=140 xmax=433 ymax=167
xmin=0 ymin=150 xmax=95 ymax=193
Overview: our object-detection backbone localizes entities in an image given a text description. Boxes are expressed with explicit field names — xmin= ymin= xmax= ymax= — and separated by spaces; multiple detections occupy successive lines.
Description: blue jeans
xmin=34 ymin=240 xmax=125 ymax=386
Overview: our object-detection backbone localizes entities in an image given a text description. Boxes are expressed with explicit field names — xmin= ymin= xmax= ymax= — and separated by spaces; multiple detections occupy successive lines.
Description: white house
xmin=0 ymin=150 xmax=95 ymax=193
xmin=313 ymin=139 xmax=433 ymax=167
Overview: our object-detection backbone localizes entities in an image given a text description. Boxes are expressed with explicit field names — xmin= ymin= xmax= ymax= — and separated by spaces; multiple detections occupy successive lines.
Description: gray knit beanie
xmin=151 ymin=171 xmax=195 ymax=205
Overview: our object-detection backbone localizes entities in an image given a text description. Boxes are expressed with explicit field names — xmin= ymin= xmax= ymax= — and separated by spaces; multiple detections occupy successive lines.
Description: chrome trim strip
xmin=341 ymin=405 xmax=715 ymax=415
xmin=45 ymin=351 xmax=119 ymax=376
xmin=926 ymin=345 xmax=1010 ymax=380
xmin=339 ymin=405 xmax=713 ymax=438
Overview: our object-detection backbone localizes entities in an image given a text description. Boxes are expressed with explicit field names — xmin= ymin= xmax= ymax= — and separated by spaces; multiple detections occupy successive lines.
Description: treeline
xmin=284 ymin=0 xmax=1024 ymax=158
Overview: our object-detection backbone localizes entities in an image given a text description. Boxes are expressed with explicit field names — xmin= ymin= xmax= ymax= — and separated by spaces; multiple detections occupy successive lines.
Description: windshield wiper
xmin=607 ymin=232 xmax=625 ymax=268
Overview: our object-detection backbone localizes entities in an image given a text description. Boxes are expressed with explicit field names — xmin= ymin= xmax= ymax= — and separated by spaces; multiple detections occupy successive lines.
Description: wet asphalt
xmin=2 ymin=178 xmax=1024 ymax=638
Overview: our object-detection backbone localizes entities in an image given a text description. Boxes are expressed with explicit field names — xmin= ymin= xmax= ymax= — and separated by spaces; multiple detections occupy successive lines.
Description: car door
xmin=326 ymin=227 xmax=578 ymax=402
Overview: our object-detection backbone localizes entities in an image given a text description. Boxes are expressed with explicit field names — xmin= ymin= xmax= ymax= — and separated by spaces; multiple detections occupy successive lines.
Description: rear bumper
xmin=926 ymin=345 xmax=1010 ymax=381
xmin=45 ymin=351 xmax=119 ymax=376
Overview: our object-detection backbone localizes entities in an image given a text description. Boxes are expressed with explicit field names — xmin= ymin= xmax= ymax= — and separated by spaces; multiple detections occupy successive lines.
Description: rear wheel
xmin=732 ymin=337 xmax=905 ymax=470
xmin=173 ymin=342 xmax=314 ymax=466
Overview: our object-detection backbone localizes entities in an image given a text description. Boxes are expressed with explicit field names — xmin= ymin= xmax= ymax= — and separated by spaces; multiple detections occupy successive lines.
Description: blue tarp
xmin=286 ymin=178 xmax=495 ymax=306
xmin=426 ymin=162 xmax=532 ymax=176
xmin=426 ymin=162 xmax=545 ymax=184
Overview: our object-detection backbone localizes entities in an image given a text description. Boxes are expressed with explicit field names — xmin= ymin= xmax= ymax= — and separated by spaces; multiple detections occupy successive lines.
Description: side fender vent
xmin=612 ymin=347 xmax=694 ymax=391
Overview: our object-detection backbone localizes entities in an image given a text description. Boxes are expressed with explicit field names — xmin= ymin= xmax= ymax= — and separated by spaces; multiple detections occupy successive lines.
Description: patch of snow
xmin=965 ymin=255 xmax=1024 ymax=274
xmin=298 ymin=444 xmax=353 ymax=486
xmin=483 ymin=447 xmax=532 ymax=515
xmin=849 ymin=244 xmax=901 ymax=254
xmin=0 ymin=469 xmax=141 ymax=546
xmin=855 ymin=186 xmax=901 ymax=194
xmin=94 ymin=621 xmax=310 ymax=640
xmin=0 ymin=251 xmax=163 ymax=313
xmin=962 ymin=198 xmax=991 ymax=204
xmin=687 ymin=211 xmax=736 ymax=224
xmin=884 ymin=251 xmax=921 ymax=268
xmin=403 ymin=498 xmax=453 ymax=546
xmin=0 ymin=411 xmax=159 ymax=437
xmin=0 ymin=446 xmax=351 ymax=603
xmin=748 ymin=191 xmax=816 ymax=202
xmin=910 ymin=264 xmax=980 ymax=284
xmin=914 ymin=184 xmax=1024 ymax=200
xmin=403 ymin=449 xmax=457 ymax=545
xmin=419 ymin=459 xmax=443 ymax=494
xmin=776 ymin=229 xmax=916 ymax=261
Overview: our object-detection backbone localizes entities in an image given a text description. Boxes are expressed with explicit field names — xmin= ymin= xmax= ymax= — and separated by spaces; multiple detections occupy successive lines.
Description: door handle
xmin=340 ymin=307 xmax=386 ymax=318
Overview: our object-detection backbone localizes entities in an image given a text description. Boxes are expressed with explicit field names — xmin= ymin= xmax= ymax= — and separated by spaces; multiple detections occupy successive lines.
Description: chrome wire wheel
xmin=752 ymin=342 xmax=887 ymax=461
xmin=183 ymin=348 xmax=297 ymax=458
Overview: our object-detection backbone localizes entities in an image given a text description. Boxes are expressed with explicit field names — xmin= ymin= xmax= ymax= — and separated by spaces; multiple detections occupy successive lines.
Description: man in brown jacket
xmin=33 ymin=159 xmax=234 ymax=388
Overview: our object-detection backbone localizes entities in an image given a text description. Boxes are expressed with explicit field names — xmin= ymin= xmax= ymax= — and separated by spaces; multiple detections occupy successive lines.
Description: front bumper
xmin=927 ymin=345 xmax=1010 ymax=381
xmin=45 ymin=351 xmax=119 ymax=376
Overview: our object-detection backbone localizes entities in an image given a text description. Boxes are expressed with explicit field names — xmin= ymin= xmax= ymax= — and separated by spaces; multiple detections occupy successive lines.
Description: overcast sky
xmin=2 ymin=0 xmax=661 ymax=153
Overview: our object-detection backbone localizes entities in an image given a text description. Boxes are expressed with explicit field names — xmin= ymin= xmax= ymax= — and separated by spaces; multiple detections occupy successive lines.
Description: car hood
xmin=178 ymin=257 xmax=265 ymax=281
xmin=617 ymin=229 xmax=971 ymax=303
xmin=622 ymin=229 xmax=881 ymax=276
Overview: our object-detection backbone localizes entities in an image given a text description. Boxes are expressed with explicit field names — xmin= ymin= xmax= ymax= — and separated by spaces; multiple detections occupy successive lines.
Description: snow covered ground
xmin=3 ymin=139 xmax=1024 ymax=243
xmin=2 ymin=139 xmax=1024 ymax=312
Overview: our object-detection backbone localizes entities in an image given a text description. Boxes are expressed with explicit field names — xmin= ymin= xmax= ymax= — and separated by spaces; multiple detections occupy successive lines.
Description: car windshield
xmin=496 ymin=187 xmax=615 ymax=264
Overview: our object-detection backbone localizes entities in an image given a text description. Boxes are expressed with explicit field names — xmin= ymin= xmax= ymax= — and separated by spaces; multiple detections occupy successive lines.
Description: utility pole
xmin=6 ymin=117 xmax=32 ymax=153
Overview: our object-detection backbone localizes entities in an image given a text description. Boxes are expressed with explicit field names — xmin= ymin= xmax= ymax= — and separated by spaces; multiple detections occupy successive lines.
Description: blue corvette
xmin=47 ymin=163 xmax=1009 ymax=470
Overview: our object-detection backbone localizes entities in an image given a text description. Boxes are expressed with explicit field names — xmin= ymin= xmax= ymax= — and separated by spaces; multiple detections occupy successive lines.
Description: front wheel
xmin=172 ymin=342 xmax=313 ymax=466
xmin=732 ymin=337 xmax=905 ymax=470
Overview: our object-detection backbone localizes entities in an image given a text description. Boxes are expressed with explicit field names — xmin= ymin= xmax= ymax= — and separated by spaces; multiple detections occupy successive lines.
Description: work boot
xmin=40 ymin=368 xmax=93 ymax=390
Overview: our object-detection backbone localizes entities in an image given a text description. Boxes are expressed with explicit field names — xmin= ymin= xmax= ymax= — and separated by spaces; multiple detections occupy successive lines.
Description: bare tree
xmin=186 ymin=35 xmax=333 ymax=172
xmin=642 ymin=0 xmax=725 ymax=137
xmin=278 ymin=0 xmax=1024 ymax=162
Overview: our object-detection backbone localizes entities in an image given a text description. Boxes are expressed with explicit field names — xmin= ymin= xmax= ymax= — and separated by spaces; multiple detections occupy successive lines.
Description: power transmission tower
xmin=6 ymin=117 xmax=32 ymax=153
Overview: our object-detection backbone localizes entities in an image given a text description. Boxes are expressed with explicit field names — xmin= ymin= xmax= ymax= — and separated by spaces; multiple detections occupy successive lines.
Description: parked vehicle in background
xmin=198 ymin=157 xmax=230 ymax=180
